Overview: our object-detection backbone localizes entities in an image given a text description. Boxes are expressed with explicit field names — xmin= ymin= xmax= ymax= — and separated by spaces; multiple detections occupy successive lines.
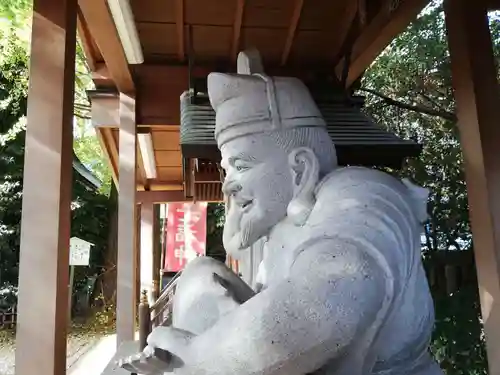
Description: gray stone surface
xmin=103 ymin=340 xmax=141 ymax=375
xmin=119 ymin=49 xmax=443 ymax=375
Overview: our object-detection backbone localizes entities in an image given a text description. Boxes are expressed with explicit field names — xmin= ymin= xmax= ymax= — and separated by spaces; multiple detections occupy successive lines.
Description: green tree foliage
xmin=361 ymin=2 xmax=500 ymax=373
xmin=0 ymin=0 xmax=117 ymax=312
xmin=0 ymin=0 xmax=112 ymax=195
xmin=0 ymin=0 xmax=494 ymax=371
xmin=0 ymin=32 xmax=29 ymax=285
xmin=430 ymin=285 xmax=487 ymax=374
xmin=0 ymin=0 xmax=31 ymax=26
xmin=363 ymin=3 xmax=466 ymax=253
xmin=73 ymin=116 xmax=113 ymax=195
xmin=73 ymin=42 xmax=113 ymax=195
xmin=0 ymin=27 xmax=112 ymax=305
xmin=206 ymin=203 xmax=225 ymax=262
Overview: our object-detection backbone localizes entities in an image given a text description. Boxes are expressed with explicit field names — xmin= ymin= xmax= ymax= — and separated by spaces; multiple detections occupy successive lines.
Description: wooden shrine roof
xmin=79 ymin=0 xmax=431 ymax=200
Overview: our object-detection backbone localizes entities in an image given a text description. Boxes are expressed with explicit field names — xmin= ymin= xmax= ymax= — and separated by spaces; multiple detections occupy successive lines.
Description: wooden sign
xmin=164 ymin=202 xmax=207 ymax=272
xmin=69 ymin=237 xmax=93 ymax=266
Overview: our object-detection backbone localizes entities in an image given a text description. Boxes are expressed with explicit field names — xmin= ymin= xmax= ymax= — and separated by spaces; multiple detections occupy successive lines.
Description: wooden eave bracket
xmin=78 ymin=0 xmax=135 ymax=94
xmin=335 ymin=0 xmax=430 ymax=87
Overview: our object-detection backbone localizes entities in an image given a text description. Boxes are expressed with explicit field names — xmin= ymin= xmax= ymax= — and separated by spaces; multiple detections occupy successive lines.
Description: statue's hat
xmin=208 ymin=49 xmax=327 ymax=147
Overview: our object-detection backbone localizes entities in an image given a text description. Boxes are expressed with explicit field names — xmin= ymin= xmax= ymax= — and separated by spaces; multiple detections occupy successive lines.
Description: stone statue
xmin=118 ymin=50 xmax=443 ymax=375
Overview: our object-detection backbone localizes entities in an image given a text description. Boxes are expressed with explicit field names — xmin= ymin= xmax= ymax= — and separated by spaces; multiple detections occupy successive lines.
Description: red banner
xmin=164 ymin=202 xmax=208 ymax=272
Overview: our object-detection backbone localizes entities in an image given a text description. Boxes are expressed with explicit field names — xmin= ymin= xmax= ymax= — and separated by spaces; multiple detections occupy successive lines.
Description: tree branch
xmin=74 ymin=112 xmax=91 ymax=120
xmin=448 ymin=239 xmax=462 ymax=251
xmin=418 ymin=92 xmax=446 ymax=112
xmin=424 ymin=224 xmax=435 ymax=252
xmin=74 ymin=102 xmax=91 ymax=110
xmin=359 ymin=87 xmax=457 ymax=122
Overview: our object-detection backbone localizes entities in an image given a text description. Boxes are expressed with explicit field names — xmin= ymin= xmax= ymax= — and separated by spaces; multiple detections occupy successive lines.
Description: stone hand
xmin=118 ymin=327 xmax=194 ymax=374
xmin=212 ymin=272 xmax=256 ymax=304
xmin=118 ymin=345 xmax=177 ymax=375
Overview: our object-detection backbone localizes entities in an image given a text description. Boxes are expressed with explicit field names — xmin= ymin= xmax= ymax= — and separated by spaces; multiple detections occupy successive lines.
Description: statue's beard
xmin=223 ymin=197 xmax=285 ymax=255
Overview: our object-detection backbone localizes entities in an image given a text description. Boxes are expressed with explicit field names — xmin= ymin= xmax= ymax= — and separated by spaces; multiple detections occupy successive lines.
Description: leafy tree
xmin=0 ymin=0 xmax=112 ymax=194
xmin=0 ymin=0 xmax=31 ymax=26
xmin=206 ymin=203 xmax=225 ymax=262
xmin=0 ymin=16 xmax=114 ymax=309
xmin=0 ymin=0 xmax=493 ymax=371
xmin=0 ymin=31 xmax=29 ymax=285
xmin=360 ymin=1 xmax=500 ymax=373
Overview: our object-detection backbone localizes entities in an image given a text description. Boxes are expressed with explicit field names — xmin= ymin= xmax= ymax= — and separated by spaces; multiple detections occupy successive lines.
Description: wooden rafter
xmin=78 ymin=0 xmax=134 ymax=93
xmin=136 ymin=143 xmax=149 ymax=190
xmin=91 ymin=63 xmax=113 ymax=87
xmin=358 ymin=0 xmax=367 ymax=26
xmin=76 ymin=7 xmax=97 ymax=71
xmin=335 ymin=0 xmax=429 ymax=87
xmin=150 ymin=183 xmax=184 ymax=191
xmin=280 ymin=0 xmax=304 ymax=66
xmin=332 ymin=1 xmax=359 ymax=64
xmin=486 ymin=0 xmax=500 ymax=9
xmin=231 ymin=0 xmax=245 ymax=61
xmin=100 ymin=127 xmax=119 ymax=186
xmin=136 ymin=127 xmax=151 ymax=190
xmin=176 ymin=0 xmax=185 ymax=61
xmin=137 ymin=190 xmax=188 ymax=204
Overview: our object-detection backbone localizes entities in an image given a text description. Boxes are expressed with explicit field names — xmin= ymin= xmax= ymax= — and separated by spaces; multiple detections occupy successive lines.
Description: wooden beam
xmin=78 ymin=0 xmax=134 ymax=93
xmin=335 ymin=0 xmax=429 ymax=87
xmin=96 ymin=127 xmax=119 ymax=187
xmin=140 ymin=202 xmax=155 ymax=305
xmin=195 ymin=171 xmax=222 ymax=183
xmin=117 ymin=93 xmax=138 ymax=345
xmin=175 ymin=0 xmax=185 ymax=61
xmin=91 ymin=63 xmax=114 ymax=88
xmin=136 ymin=142 xmax=149 ymax=190
xmin=152 ymin=204 xmax=161 ymax=301
xmin=149 ymin=183 xmax=184 ymax=191
xmin=358 ymin=0 xmax=367 ymax=26
xmin=15 ymin=0 xmax=77 ymax=374
xmin=136 ymin=65 xmax=212 ymax=126
xmin=76 ymin=7 xmax=96 ymax=71
xmin=105 ymin=128 xmax=119 ymax=184
xmin=90 ymin=93 xmax=119 ymax=127
xmin=444 ymin=0 xmax=500 ymax=372
xmin=486 ymin=0 xmax=500 ymax=9
xmin=331 ymin=1 xmax=359 ymax=64
xmin=134 ymin=64 xmax=341 ymax=125
xmin=231 ymin=0 xmax=245 ymax=62
xmin=137 ymin=190 xmax=189 ymax=204
xmin=281 ymin=0 xmax=304 ymax=66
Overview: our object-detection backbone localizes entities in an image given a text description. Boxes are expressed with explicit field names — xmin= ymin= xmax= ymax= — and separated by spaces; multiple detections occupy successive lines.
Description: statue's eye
xmin=234 ymin=161 xmax=248 ymax=172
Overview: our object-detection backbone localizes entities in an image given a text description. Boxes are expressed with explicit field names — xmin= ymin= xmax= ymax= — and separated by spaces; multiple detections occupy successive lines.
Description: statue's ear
xmin=287 ymin=147 xmax=319 ymax=226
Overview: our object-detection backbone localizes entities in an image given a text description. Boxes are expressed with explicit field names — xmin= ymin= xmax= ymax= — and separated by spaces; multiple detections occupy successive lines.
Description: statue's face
xmin=220 ymin=134 xmax=294 ymax=254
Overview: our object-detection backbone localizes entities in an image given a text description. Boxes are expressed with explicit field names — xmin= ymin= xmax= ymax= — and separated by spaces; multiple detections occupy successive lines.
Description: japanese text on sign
xmin=164 ymin=202 xmax=207 ymax=272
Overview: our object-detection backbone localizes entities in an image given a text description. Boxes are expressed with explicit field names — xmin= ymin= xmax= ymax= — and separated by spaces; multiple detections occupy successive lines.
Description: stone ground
xmin=0 ymin=329 xmax=106 ymax=375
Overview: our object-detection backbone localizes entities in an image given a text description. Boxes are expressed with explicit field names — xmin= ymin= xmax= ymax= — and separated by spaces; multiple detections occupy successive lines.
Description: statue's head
xmin=208 ymin=50 xmax=337 ymax=254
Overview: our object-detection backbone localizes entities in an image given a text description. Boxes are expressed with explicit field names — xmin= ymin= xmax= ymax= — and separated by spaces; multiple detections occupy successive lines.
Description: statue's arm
xmin=152 ymin=238 xmax=391 ymax=375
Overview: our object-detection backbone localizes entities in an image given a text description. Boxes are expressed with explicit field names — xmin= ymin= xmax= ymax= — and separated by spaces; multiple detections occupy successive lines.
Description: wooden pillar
xmin=15 ymin=0 xmax=77 ymax=374
xmin=116 ymin=93 xmax=138 ymax=345
xmin=136 ymin=202 xmax=141 ymax=305
xmin=444 ymin=0 xmax=500 ymax=372
xmin=140 ymin=202 xmax=155 ymax=305
xmin=152 ymin=204 xmax=161 ymax=300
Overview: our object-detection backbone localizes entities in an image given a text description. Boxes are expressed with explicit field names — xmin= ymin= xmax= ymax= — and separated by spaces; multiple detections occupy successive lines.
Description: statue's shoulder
xmin=317 ymin=166 xmax=402 ymax=193
xmin=316 ymin=167 xmax=428 ymax=224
